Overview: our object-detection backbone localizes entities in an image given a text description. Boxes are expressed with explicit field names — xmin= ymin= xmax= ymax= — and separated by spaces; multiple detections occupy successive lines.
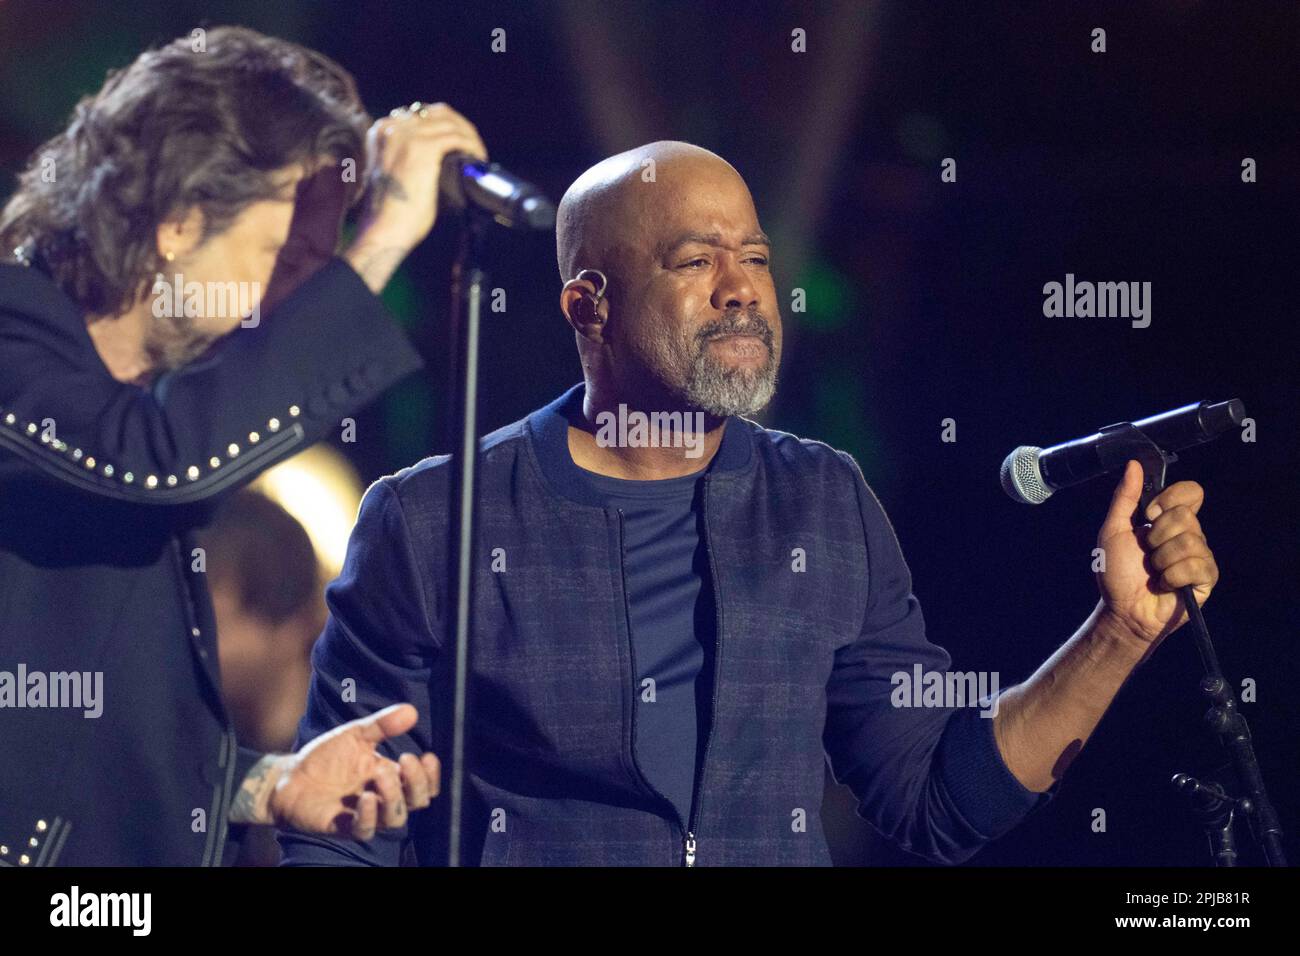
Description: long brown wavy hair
xmin=0 ymin=25 xmax=370 ymax=317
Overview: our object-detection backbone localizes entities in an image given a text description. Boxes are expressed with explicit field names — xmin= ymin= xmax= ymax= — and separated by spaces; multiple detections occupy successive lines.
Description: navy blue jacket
xmin=280 ymin=382 xmax=1053 ymax=866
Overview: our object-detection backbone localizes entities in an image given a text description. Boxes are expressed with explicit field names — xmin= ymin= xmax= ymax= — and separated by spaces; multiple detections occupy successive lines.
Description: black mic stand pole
xmin=1100 ymin=423 xmax=1288 ymax=866
xmin=441 ymin=209 xmax=489 ymax=866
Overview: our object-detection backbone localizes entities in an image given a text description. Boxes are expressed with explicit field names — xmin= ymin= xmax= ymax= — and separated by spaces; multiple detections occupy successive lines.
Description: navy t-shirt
xmin=572 ymin=456 xmax=719 ymax=828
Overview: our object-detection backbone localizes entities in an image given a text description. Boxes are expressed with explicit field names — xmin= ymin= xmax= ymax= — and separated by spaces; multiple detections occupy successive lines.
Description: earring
xmin=154 ymin=250 xmax=175 ymax=293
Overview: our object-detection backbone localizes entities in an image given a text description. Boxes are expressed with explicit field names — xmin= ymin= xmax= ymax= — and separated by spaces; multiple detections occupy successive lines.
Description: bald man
xmin=279 ymin=142 xmax=1218 ymax=866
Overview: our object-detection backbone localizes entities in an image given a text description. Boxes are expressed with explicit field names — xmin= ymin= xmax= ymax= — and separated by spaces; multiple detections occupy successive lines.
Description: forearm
xmin=992 ymin=599 xmax=1152 ymax=793
xmin=342 ymin=230 xmax=411 ymax=295
xmin=341 ymin=183 xmax=419 ymax=295
xmin=228 ymin=754 xmax=290 ymax=826
xmin=2 ymin=259 xmax=420 ymax=502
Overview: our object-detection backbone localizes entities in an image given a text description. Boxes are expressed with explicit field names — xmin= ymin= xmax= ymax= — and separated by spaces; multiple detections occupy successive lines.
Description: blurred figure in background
xmin=202 ymin=445 xmax=366 ymax=865
xmin=204 ymin=491 xmax=323 ymax=756
xmin=203 ymin=490 xmax=321 ymax=867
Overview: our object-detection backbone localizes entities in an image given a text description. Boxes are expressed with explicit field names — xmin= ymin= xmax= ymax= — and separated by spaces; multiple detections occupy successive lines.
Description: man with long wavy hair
xmin=0 ymin=25 xmax=484 ymax=865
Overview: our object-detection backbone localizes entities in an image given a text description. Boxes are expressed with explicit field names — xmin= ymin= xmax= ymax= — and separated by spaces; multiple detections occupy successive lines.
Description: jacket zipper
xmin=689 ymin=474 xmax=723 ymax=867
xmin=616 ymin=507 xmax=696 ymax=865
xmin=615 ymin=473 xmax=724 ymax=868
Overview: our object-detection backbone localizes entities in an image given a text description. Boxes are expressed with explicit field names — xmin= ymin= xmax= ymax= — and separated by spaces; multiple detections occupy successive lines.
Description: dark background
xmin=2 ymin=0 xmax=1295 ymax=866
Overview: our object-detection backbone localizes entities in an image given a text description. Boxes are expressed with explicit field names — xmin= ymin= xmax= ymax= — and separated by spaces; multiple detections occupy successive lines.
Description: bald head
xmin=556 ymin=140 xmax=780 ymax=419
xmin=556 ymin=141 xmax=751 ymax=283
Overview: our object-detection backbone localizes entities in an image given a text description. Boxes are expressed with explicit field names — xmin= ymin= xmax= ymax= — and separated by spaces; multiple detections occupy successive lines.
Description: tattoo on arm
xmin=344 ymin=172 xmax=415 ymax=293
xmin=229 ymin=754 xmax=281 ymax=825
xmin=367 ymin=172 xmax=410 ymax=219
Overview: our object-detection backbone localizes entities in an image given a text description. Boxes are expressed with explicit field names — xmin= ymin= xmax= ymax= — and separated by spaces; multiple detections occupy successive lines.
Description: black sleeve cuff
xmin=935 ymin=704 xmax=1056 ymax=841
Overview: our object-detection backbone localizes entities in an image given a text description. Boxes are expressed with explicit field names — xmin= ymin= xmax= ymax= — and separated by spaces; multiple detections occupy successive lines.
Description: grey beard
xmin=681 ymin=344 xmax=778 ymax=417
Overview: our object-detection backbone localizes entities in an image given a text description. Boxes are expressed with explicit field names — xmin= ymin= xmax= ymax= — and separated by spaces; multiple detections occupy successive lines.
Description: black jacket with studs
xmin=0 ymin=254 xmax=422 ymax=865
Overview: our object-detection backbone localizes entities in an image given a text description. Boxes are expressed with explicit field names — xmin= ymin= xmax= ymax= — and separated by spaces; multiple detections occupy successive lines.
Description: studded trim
xmin=0 ymin=816 xmax=71 ymax=867
xmin=0 ymin=407 xmax=306 ymax=504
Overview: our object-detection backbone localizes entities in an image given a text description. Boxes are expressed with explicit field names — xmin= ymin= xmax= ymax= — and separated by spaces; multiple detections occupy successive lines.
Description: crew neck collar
xmin=524 ymin=380 xmax=754 ymax=507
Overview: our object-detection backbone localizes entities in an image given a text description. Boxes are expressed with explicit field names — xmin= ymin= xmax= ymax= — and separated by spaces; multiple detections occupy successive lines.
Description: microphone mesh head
xmin=1000 ymin=446 xmax=1052 ymax=504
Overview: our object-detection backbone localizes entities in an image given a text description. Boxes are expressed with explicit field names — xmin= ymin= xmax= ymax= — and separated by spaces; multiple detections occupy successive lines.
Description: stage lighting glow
xmin=250 ymin=444 xmax=365 ymax=579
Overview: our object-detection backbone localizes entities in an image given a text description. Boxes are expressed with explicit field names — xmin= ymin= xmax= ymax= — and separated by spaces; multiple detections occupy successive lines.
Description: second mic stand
xmin=1100 ymin=423 xmax=1287 ymax=866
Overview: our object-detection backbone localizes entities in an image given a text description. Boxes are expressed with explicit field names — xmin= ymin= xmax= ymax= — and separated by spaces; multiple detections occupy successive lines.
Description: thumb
xmin=355 ymin=703 xmax=418 ymax=745
xmin=1098 ymin=459 xmax=1144 ymax=542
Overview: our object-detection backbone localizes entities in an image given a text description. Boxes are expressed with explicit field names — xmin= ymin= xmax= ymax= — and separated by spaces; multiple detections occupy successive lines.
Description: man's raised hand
xmin=343 ymin=101 xmax=488 ymax=293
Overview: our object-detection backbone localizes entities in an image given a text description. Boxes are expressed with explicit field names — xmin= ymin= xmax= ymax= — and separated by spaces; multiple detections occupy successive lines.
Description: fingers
xmin=338 ymin=706 xmax=441 ymax=840
xmin=346 ymin=791 xmax=379 ymax=842
xmin=1146 ymin=479 xmax=1204 ymax=520
xmin=1146 ymin=526 xmax=1219 ymax=592
xmin=355 ymin=702 xmax=418 ymax=744
xmin=1148 ymin=527 xmax=1207 ymax=570
xmin=418 ymin=105 xmax=488 ymax=160
xmin=370 ymin=761 xmax=408 ymax=829
xmin=1098 ymin=459 xmax=1144 ymax=541
xmin=1145 ymin=503 xmax=1204 ymax=549
xmin=422 ymin=752 xmax=440 ymax=796
xmin=342 ymin=760 xmax=407 ymax=837
xmin=378 ymin=102 xmax=487 ymax=160
xmin=334 ymin=750 xmax=440 ymax=841
xmin=1144 ymin=494 xmax=1218 ymax=594
xmin=372 ymin=121 xmax=481 ymax=163
xmin=358 ymin=750 xmax=443 ymax=832
xmin=1147 ymin=526 xmax=1205 ymax=566
xmin=1155 ymin=554 xmax=1219 ymax=592
xmin=398 ymin=751 xmax=441 ymax=809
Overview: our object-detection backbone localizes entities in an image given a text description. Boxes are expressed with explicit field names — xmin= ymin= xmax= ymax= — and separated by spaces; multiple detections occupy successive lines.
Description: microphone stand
xmin=441 ymin=209 xmax=489 ymax=866
xmin=431 ymin=160 xmax=555 ymax=866
xmin=1100 ymin=423 xmax=1288 ymax=866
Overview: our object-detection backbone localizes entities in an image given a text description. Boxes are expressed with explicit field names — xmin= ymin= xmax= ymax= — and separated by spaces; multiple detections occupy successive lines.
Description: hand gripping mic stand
xmin=1099 ymin=420 xmax=1287 ymax=866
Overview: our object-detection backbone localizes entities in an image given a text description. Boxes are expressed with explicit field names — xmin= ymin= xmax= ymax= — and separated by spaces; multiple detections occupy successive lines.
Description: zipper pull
xmin=684 ymin=832 xmax=696 ymax=867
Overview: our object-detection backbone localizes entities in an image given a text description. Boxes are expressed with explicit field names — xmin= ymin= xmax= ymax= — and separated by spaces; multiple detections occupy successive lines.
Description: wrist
xmin=350 ymin=218 xmax=420 ymax=257
xmin=342 ymin=229 xmax=414 ymax=295
xmin=229 ymin=754 xmax=291 ymax=826
xmin=1088 ymin=601 xmax=1154 ymax=665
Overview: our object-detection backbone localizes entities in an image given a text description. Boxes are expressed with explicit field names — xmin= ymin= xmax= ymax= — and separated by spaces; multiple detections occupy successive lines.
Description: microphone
xmin=438 ymin=152 xmax=556 ymax=230
xmin=1001 ymin=399 xmax=1246 ymax=504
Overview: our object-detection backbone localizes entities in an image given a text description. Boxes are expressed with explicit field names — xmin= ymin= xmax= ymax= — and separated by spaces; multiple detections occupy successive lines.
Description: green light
xmin=792 ymin=260 xmax=852 ymax=332
xmin=379 ymin=268 xmax=419 ymax=330
xmin=814 ymin=370 xmax=877 ymax=467
xmin=383 ymin=376 xmax=434 ymax=465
